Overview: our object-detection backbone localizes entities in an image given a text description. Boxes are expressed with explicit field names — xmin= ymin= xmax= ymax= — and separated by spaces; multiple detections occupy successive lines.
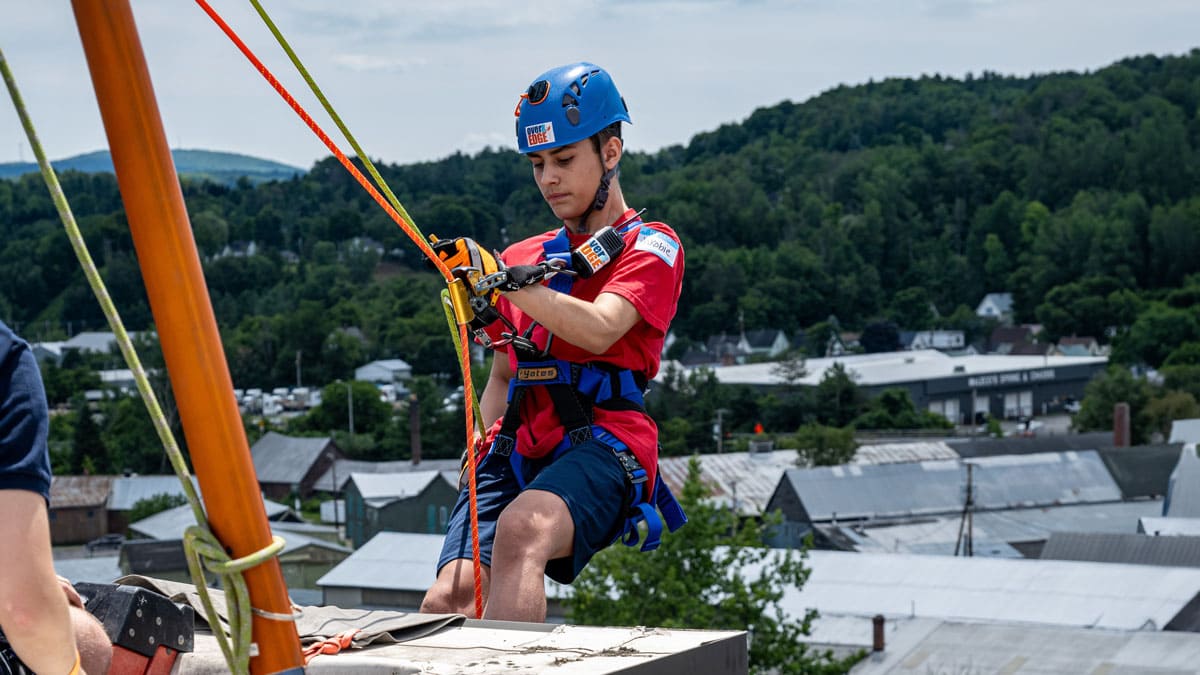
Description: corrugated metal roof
xmin=660 ymin=350 xmax=1107 ymax=388
xmin=853 ymin=441 xmax=958 ymax=465
xmin=834 ymin=500 xmax=1165 ymax=557
xmin=1139 ymin=516 xmax=1200 ymax=536
xmin=657 ymin=449 xmax=801 ymax=516
xmin=49 ymin=475 xmax=113 ymax=508
xmin=776 ymin=550 xmax=1200 ymax=631
xmin=312 ymin=458 xmax=460 ymax=492
xmin=777 ymin=450 xmax=1122 ymax=522
xmin=53 ymin=555 xmax=122 ymax=585
xmin=1166 ymin=444 xmax=1200 ymax=518
xmin=852 ymin=619 xmax=1200 ymax=674
xmin=315 ymin=532 xmax=569 ymax=600
xmin=250 ymin=431 xmax=333 ymax=484
xmin=1040 ymin=531 xmax=1200 ymax=567
xmin=348 ymin=471 xmax=447 ymax=502
xmin=107 ymin=475 xmax=200 ymax=510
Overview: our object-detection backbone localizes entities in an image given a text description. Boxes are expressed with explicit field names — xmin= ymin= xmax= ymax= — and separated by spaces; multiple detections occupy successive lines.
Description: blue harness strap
xmin=485 ymin=218 xmax=686 ymax=552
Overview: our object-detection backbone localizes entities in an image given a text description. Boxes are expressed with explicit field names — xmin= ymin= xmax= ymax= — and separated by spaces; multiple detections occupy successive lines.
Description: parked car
xmin=85 ymin=533 xmax=125 ymax=556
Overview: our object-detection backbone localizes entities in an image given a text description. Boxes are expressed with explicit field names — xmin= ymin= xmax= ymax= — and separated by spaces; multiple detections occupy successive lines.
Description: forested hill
xmin=1 ymin=49 xmax=1199 ymax=390
xmin=0 ymin=149 xmax=303 ymax=184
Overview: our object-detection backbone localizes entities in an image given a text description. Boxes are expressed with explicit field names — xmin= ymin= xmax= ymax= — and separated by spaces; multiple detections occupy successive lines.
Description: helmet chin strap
xmin=574 ymin=163 xmax=619 ymax=233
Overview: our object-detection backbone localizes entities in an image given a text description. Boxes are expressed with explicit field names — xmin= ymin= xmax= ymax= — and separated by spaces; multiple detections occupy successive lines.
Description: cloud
xmin=331 ymin=54 xmax=429 ymax=73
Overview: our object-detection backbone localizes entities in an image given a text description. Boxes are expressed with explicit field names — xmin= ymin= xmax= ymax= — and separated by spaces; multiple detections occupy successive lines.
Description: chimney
xmin=1113 ymin=402 xmax=1130 ymax=447
xmin=872 ymin=615 xmax=885 ymax=652
xmin=409 ymin=393 xmax=422 ymax=465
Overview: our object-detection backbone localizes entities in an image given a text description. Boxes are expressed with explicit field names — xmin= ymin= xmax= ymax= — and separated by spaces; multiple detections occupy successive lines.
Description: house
xmin=975 ymin=292 xmax=1013 ymax=323
xmin=343 ymin=471 xmax=459 ymax=548
xmin=249 ymin=432 xmax=343 ymax=500
xmin=765 ymin=450 xmax=1122 ymax=548
xmin=31 ymin=341 xmax=66 ymax=365
xmin=1040 ymin=531 xmax=1200 ymax=568
xmin=61 ymin=331 xmax=143 ymax=355
xmin=738 ymin=329 xmax=790 ymax=359
xmin=49 ymin=476 xmax=113 ymax=545
xmin=987 ymin=324 xmax=1042 ymax=354
xmin=318 ymin=532 xmax=569 ymax=615
xmin=900 ymin=330 xmax=965 ymax=351
xmin=106 ymin=474 xmax=201 ymax=534
xmin=310 ymin=457 xmax=460 ymax=494
xmin=656 ymin=448 xmax=803 ymax=517
xmin=354 ymin=358 xmax=413 ymax=385
xmin=705 ymin=333 xmax=746 ymax=365
xmin=1052 ymin=336 xmax=1104 ymax=357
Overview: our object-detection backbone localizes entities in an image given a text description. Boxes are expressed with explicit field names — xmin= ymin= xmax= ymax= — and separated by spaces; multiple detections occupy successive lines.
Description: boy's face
xmin=527 ymin=139 xmax=604 ymax=222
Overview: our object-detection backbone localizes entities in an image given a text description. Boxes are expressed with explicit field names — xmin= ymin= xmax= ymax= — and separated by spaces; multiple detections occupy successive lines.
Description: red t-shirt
xmin=481 ymin=209 xmax=684 ymax=487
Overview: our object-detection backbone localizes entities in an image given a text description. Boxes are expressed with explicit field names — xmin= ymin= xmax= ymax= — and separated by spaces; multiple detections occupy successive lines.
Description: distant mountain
xmin=0 ymin=149 xmax=305 ymax=184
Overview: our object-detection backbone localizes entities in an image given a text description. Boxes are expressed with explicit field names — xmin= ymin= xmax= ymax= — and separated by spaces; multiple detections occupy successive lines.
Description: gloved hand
xmin=480 ymin=262 xmax=559 ymax=293
xmin=430 ymin=235 xmax=504 ymax=323
xmin=429 ymin=235 xmax=501 ymax=277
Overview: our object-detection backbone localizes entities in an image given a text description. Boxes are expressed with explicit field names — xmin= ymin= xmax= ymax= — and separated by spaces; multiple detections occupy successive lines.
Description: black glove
xmin=485 ymin=263 xmax=557 ymax=293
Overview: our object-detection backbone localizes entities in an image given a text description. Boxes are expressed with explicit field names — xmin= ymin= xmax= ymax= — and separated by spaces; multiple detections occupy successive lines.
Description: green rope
xmin=246 ymin=0 xmax=420 ymax=236
xmin=1 ymin=45 xmax=281 ymax=675
xmin=248 ymin=0 xmax=485 ymax=425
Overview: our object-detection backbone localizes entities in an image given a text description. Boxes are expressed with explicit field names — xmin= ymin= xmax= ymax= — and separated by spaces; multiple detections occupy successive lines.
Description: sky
xmin=1 ymin=0 xmax=1198 ymax=171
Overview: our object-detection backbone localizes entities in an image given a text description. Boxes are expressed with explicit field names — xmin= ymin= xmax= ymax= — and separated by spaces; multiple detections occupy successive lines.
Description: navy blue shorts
xmin=436 ymin=438 xmax=627 ymax=584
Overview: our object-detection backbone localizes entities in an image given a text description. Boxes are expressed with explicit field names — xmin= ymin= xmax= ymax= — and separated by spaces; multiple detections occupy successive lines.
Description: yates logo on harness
xmin=517 ymin=366 xmax=559 ymax=381
xmin=525 ymin=122 xmax=555 ymax=147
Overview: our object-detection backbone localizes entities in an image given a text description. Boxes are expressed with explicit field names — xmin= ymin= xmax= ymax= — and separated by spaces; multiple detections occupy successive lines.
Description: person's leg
xmin=421 ymin=451 xmax=517 ymax=615
xmin=420 ymin=559 xmax=492 ymax=615
xmin=70 ymin=606 xmax=111 ymax=675
xmin=484 ymin=440 xmax=628 ymax=622
xmin=483 ymin=489 xmax=574 ymax=622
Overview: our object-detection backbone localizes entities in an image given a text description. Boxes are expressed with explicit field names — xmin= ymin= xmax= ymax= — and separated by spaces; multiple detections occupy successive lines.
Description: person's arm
xmin=503 ymin=288 xmax=640 ymax=355
xmin=0 ymin=490 xmax=82 ymax=674
xmin=478 ymin=352 xmax=514 ymax=430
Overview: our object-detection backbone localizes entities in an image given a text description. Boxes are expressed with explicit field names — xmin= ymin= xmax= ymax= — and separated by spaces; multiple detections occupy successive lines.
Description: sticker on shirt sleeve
xmin=634 ymin=229 xmax=679 ymax=267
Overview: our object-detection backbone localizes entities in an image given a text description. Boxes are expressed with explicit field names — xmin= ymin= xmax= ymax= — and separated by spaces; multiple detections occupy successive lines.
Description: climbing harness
xmin=482 ymin=215 xmax=687 ymax=552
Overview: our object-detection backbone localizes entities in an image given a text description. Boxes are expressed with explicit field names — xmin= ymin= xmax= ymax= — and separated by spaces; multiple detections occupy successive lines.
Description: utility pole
xmin=347 ymin=381 xmax=354 ymax=441
xmin=714 ymin=408 xmax=730 ymax=453
xmin=954 ymin=462 xmax=975 ymax=556
xmin=295 ymin=349 xmax=302 ymax=388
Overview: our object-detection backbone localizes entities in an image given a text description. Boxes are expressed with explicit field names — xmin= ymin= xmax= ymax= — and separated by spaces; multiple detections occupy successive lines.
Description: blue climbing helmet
xmin=515 ymin=62 xmax=631 ymax=154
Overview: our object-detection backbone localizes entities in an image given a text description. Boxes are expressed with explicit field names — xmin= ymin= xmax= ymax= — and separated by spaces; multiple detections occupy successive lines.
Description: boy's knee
xmin=70 ymin=606 xmax=111 ymax=675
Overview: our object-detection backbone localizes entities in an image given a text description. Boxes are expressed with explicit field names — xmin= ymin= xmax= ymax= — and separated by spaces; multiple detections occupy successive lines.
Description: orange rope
xmin=194 ymin=0 xmax=484 ymax=618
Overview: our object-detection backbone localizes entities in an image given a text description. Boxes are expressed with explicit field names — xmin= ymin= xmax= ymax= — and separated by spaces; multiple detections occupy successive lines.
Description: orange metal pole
xmin=69 ymin=2 xmax=304 ymax=673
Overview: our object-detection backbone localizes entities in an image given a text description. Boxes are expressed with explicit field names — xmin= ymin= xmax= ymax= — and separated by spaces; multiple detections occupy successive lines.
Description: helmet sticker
xmin=525 ymin=122 xmax=556 ymax=147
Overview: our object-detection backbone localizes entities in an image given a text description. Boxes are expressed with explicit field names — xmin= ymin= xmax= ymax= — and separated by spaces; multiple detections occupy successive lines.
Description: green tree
xmin=71 ymin=395 xmax=105 ymax=474
xmin=568 ymin=459 xmax=861 ymax=674
xmin=1073 ymin=367 xmax=1154 ymax=444
xmin=127 ymin=492 xmax=189 ymax=525
xmin=792 ymin=424 xmax=857 ymax=466
xmin=812 ymin=364 xmax=865 ymax=428
xmin=1144 ymin=391 xmax=1200 ymax=441
xmin=853 ymin=388 xmax=953 ymax=430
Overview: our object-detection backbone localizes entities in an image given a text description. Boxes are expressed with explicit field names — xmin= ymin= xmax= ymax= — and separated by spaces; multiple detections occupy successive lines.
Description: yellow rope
xmin=0 ymin=45 xmax=279 ymax=675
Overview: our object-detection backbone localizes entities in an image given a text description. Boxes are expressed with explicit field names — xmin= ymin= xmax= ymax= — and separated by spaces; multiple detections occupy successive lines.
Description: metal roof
xmin=1040 ymin=531 xmax=1200 ymax=568
xmin=54 ymin=555 xmax=122 ymax=585
xmin=1166 ymin=444 xmax=1200 ymax=518
xmin=1170 ymin=419 xmax=1200 ymax=444
xmin=250 ymin=431 xmax=334 ymax=484
xmin=831 ymin=499 xmax=1164 ymax=557
xmin=49 ymin=475 xmax=113 ymax=508
xmin=1139 ymin=516 xmax=1200 ymax=536
xmin=777 ymin=550 xmax=1200 ymax=631
xmin=312 ymin=458 xmax=460 ymax=492
xmin=852 ymin=441 xmax=958 ymax=465
xmin=107 ymin=475 xmax=200 ymax=510
xmin=775 ymin=450 xmax=1122 ymax=522
xmin=348 ymin=471 xmax=450 ymax=504
xmin=1098 ymin=444 xmax=1183 ymax=499
xmin=947 ymin=431 xmax=1113 ymax=458
xmin=657 ymin=449 xmax=801 ymax=516
xmin=853 ymin=619 xmax=1200 ymax=674
xmin=659 ymin=350 xmax=1107 ymax=388
xmin=317 ymin=531 xmax=568 ymax=599
xmin=128 ymin=499 xmax=293 ymax=540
